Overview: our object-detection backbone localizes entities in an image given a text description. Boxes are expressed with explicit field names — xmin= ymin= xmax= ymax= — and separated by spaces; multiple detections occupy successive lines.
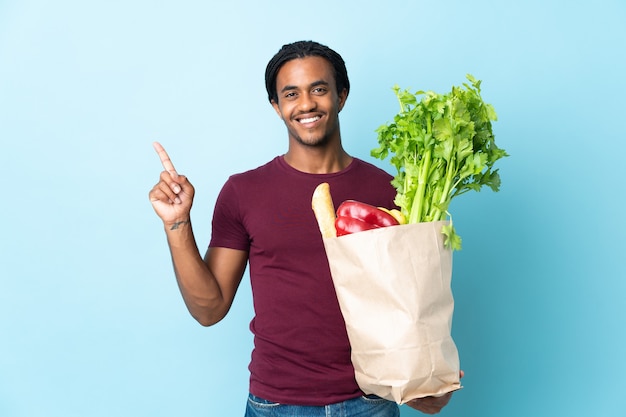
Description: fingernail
xmin=173 ymin=185 xmax=181 ymax=194
xmin=175 ymin=197 xmax=182 ymax=204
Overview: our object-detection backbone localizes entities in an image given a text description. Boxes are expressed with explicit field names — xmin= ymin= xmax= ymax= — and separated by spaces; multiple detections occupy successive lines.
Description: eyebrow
xmin=280 ymin=79 xmax=330 ymax=94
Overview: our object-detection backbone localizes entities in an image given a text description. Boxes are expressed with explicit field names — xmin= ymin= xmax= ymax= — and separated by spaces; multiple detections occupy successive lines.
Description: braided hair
xmin=265 ymin=40 xmax=350 ymax=103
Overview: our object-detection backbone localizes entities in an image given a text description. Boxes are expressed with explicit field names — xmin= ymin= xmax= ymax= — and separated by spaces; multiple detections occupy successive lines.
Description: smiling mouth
xmin=297 ymin=116 xmax=321 ymax=124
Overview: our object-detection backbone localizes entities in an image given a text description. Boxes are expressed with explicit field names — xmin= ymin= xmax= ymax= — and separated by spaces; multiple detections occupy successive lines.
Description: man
xmin=149 ymin=40 xmax=460 ymax=416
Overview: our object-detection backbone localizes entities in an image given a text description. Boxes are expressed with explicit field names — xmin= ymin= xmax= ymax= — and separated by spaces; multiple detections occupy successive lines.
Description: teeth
xmin=299 ymin=116 xmax=320 ymax=124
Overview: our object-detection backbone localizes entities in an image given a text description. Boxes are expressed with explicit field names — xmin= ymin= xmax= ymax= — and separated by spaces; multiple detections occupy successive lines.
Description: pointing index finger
xmin=152 ymin=141 xmax=178 ymax=178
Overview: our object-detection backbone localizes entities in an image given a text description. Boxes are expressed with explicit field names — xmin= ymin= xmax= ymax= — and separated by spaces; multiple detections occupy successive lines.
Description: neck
xmin=283 ymin=144 xmax=352 ymax=174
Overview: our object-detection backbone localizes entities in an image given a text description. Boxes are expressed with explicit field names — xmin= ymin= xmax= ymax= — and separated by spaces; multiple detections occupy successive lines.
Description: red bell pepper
xmin=335 ymin=200 xmax=399 ymax=236
xmin=335 ymin=216 xmax=379 ymax=236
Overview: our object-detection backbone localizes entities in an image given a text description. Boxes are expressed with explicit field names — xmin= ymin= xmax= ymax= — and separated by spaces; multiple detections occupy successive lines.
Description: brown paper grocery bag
xmin=323 ymin=221 xmax=461 ymax=404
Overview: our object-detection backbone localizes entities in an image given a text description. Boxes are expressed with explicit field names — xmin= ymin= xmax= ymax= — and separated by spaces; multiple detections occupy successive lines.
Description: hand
xmin=405 ymin=370 xmax=464 ymax=414
xmin=148 ymin=142 xmax=195 ymax=227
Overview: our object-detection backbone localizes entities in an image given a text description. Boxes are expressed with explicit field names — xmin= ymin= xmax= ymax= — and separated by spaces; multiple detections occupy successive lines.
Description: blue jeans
xmin=245 ymin=393 xmax=399 ymax=417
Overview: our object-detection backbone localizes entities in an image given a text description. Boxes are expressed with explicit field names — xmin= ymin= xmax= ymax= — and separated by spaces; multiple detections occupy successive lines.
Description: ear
xmin=271 ymin=99 xmax=283 ymax=119
xmin=337 ymin=88 xmax=348 ymax=112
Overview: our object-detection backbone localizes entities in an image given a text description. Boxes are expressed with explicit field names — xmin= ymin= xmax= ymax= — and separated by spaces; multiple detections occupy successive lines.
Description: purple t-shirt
xmin=209 ymin=155 xmax=396 ymax=406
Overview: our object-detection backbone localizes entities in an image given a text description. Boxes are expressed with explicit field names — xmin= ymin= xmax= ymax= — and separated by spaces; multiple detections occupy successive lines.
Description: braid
xmin=265 ymin=40 xmax=350 ymax=103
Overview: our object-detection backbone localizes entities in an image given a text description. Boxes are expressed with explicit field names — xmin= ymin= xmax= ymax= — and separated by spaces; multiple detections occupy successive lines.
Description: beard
xmin=292 ymin=131 xmax=332 ymax=147
xmin=286 ymin=120 xmax=340 ymax=148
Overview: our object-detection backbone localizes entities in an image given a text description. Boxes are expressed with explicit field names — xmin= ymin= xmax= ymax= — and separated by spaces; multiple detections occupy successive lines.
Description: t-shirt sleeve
xmin=208 ymin=178 xmax=250 ymax=252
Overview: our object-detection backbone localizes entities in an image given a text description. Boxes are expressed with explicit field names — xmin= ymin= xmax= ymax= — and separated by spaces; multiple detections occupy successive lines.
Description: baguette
xmin=311 ymin=182 xmax=337 ymax=238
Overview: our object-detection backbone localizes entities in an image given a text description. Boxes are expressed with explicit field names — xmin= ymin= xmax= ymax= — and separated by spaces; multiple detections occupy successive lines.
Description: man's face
xmin=271 ymin=56 xmax=347 ymax=148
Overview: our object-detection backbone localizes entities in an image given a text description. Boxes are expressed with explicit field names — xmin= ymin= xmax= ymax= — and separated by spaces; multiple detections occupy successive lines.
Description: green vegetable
xmin=371 ymin=75 xmax=508 ymax=250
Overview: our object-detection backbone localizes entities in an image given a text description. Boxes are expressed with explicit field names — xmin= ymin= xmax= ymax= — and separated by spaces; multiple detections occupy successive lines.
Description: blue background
xmin=1 ymin=1 xmax=625 ymax=416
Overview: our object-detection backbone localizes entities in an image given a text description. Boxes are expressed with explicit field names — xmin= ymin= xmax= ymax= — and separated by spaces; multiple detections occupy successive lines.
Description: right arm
xmin=149 ymin=142 xmax=248 ymax=326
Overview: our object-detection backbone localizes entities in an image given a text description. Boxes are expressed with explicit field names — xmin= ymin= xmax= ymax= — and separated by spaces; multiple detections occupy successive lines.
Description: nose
xmin=298 ymin=92 xmax=317 ymax=112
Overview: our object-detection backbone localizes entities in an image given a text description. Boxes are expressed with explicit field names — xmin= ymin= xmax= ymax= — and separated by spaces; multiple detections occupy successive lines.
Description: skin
xmin=149 ymin=142 xmax=248 ymax=326
xmin=149 ymin=55 xmax=462 ymax=414
xmin=270 ymin=56 xmax=352 ymax=174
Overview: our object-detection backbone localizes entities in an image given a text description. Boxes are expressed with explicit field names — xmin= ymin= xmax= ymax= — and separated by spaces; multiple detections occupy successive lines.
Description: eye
xmin=312 ymin=87 xmax=328 ymax=95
